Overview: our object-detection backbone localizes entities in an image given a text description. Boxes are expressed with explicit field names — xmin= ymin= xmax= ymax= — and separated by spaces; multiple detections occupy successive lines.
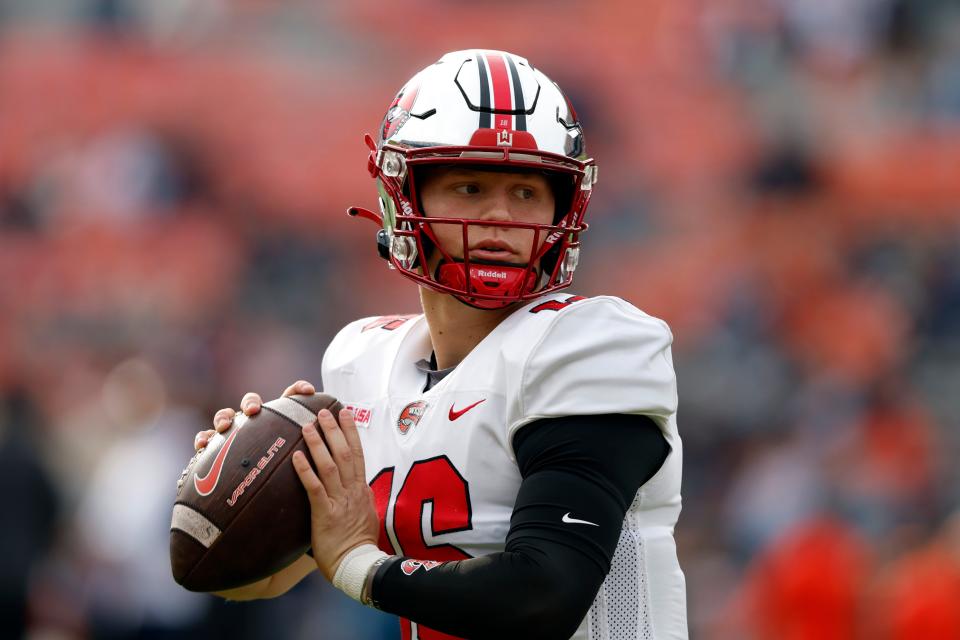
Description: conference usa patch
xmin=344 ymin=403 xmax=374 ymax=429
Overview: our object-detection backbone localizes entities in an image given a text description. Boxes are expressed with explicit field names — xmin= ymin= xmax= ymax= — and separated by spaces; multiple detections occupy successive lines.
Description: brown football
xmin=170 ymin=393 xmax=341 ymax=592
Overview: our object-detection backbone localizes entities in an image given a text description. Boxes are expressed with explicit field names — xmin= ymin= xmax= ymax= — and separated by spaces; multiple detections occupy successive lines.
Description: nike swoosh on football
xmin=562 ymin=512 xmax=599 ymax=527
xmin=194 ymin=423 xmax=243 ymax=496
xmin=448 ymin=399 xmax=486 ymax=421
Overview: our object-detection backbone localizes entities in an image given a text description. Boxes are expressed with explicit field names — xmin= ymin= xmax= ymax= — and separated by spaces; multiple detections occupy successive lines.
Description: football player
xmin=194 ymin=50 xmax=688 ymax=639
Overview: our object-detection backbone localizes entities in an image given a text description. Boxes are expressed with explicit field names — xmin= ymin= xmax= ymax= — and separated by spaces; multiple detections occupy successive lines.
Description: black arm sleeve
xmin=369 ymin=413 xmax=670 ymax=640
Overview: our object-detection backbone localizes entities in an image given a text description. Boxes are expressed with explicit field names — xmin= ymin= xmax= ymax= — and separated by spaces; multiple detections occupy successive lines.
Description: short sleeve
xmin=506 ymin=297 xmax=678 ymax=444
xmin=320 ymin=316 xmax=376 ymax=398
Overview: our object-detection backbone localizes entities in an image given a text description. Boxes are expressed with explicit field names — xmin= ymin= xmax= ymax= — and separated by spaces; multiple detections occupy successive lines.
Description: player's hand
xmin=193 ymin=380 xmax=317 ymax=451
xmin=292 ymin=407 xmax=379 ymax=582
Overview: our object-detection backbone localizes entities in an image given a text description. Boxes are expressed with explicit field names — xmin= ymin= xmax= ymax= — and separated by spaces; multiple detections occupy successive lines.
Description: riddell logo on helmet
xmin=477 ymin=269 xmax=508 ymax=279
xmin=399 ymin=198 xmax=413 ymax=216
xmin=545 ymin=231 xmax=563 ymax=244
xmin=381 ymin=80 xmax=420 ymax=141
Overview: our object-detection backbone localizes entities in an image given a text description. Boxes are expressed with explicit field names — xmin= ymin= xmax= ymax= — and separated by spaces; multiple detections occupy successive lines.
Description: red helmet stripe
xmin=484 ymin=53 xmax=514 ymax=131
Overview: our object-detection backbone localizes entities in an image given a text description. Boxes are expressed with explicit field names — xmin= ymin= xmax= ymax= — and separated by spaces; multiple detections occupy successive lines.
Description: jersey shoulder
xmin=503 ymin=294 xmax=677 ymax=437
xmin=321 ymin=313 xmax=423 ymax=392
xmin=503 ymin=294 xmax=673 ymax=359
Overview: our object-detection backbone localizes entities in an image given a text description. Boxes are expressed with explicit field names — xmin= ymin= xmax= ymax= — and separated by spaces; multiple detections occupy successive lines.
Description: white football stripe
xmin=264 ymin=397 xmax=318 ymax=429
xmin=171 ymin=504 xmax=221 ymax=548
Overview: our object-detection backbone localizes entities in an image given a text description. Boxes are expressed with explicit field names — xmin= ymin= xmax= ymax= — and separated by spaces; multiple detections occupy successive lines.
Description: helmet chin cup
xmin=436 ymin=260 xmax=538 ymax=310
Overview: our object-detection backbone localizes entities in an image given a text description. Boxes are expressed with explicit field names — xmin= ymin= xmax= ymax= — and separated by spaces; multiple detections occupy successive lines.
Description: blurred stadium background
xmin=2 ymin=0 xmax=960 ymax=638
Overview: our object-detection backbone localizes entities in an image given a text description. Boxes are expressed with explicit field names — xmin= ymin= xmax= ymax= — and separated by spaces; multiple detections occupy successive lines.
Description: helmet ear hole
xmin=548 ymin=173 xmax=576 ymax=224
xmin=540 ymin=244 xmax=562 ymax=280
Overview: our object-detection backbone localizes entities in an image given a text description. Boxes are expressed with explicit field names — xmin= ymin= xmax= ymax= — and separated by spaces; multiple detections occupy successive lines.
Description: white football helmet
xmin=349 ymin=49 xmax=598 ymax=309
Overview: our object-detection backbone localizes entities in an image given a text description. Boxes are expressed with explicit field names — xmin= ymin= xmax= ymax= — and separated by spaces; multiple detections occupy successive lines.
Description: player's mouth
xmin=468 ymin=239 xmax=518 ymax=261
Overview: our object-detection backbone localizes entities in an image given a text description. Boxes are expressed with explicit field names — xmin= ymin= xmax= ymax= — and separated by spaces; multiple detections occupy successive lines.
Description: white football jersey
xmin=321 ymin=293 xmax=688 ymax=640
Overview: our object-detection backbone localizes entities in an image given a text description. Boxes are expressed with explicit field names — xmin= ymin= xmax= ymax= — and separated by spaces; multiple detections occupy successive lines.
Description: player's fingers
xmin=240 ymin=392 xmax=262 ymax=416
xmin=292 ymin=450 xmax=331 ymax=514
xmin=338 ymin=407 xmax=366 ymax=481
xmin=194 ymin=429 xmax=215 ymax=451
xmin=282 ymin=380 xmax=315 ymax=397
xmin=213 ymin=408 xmax=235 ymax=432
xmin=302 ymin=422 xmax=344 ymax=498
xmin=316 ymin=408 xmax=355 ymax=485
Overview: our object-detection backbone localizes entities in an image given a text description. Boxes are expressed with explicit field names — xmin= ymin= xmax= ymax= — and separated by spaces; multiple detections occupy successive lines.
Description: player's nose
xmin=476 ymin=190 xmax=513 ymax=223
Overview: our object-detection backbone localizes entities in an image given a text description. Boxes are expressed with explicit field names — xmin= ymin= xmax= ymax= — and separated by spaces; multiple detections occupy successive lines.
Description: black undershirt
xmin=369 ymin=411 xmax=670 ymax=639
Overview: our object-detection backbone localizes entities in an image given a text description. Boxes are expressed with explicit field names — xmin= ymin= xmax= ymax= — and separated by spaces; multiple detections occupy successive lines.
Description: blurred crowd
xmin=2 ymin=0 xmax=960 ymax=638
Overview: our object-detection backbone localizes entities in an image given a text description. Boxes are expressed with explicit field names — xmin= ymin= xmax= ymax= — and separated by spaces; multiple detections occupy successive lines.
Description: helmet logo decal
xmin=381 ymin=78 xmax=421 ymax=143
xmin=397 ymin=401 xmax=428 ymax=435
xmin=496 ymin=130 xmax=513 ymax=146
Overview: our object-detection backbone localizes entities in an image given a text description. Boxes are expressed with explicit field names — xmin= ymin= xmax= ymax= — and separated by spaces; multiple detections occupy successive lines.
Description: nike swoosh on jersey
xmin=194 ymin=420 xmax=244 ymax=496
xmin=562 ymin=512 xmax=599 ymax=527
xmin=448 ymin=399 xmax=486 ymax=421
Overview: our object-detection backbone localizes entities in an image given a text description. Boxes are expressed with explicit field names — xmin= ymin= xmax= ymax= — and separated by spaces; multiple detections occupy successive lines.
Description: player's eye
xmin=453 ymin=183 xmax=481 ymax=195
xmin=514 ymin=186 xmax=537 ymax=200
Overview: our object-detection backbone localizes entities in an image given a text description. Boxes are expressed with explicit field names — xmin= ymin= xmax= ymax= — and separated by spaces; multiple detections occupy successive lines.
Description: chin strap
xmin=435 ymin=260 xmax=539 ymax=310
